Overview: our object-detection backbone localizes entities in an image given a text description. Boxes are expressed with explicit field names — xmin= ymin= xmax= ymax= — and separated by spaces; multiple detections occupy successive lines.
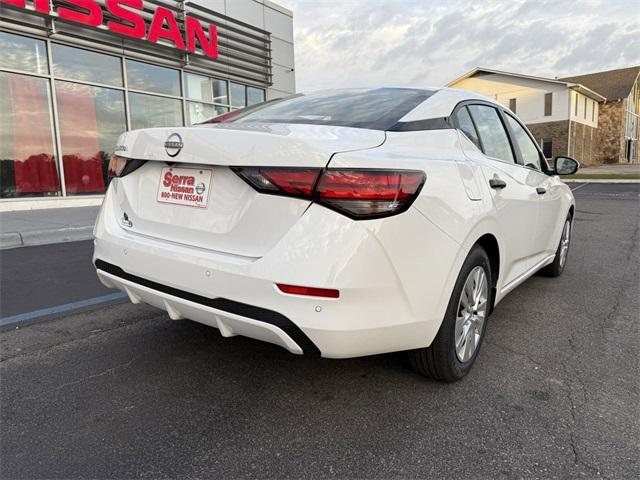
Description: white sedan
xmin=94 ymin=88 xmax=578 ymax=381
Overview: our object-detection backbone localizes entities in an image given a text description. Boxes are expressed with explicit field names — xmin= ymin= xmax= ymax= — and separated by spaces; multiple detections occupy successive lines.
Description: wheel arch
xmin=459 ymin=212 xmax=504 ymax=301
xmin=473 ymin=233 xmax=500 ymax=314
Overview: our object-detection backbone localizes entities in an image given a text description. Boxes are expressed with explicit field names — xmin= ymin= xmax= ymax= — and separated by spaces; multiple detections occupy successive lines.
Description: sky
xmin=276 ymin=0 xmax=640 ymax=91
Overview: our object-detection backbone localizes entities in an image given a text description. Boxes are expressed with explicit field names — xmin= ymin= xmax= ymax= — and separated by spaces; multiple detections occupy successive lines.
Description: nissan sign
xmin=1 ymin=0 xmax=219 ymax=59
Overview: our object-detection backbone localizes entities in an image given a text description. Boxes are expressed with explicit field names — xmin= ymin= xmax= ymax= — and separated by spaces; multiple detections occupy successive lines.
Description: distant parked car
xmin=94 ymin=88 xmax=578 ymax=381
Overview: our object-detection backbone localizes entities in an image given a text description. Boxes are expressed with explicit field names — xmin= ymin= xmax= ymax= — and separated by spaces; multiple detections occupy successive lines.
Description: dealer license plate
xmin=157 ymin=167 xmax=212 ymax=209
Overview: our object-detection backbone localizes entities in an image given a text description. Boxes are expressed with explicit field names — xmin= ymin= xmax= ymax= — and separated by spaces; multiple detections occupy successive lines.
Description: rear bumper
xmin=93 ymin=184 xmax=465 ymax=358
xmin=95 ymin=259 xmax=318 ymax=356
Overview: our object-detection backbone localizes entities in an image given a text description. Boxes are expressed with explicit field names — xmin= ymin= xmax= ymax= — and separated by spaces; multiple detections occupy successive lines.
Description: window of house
xmin=592 ymin=102 xmax=595 ymax=121
xmin=544 ymin=93 xmax=552 ymax=116
xmin=541 ymin=138 xmax=553 ymax=159
xmin=575 ymin=93 xmax=579 ymax=116
xmin=504 ymin=113 xmax=542 ymax=170
xmin=584 ymin=97 xmax=588 ymax=119
xmin=0 ymin=72 xmax=60 ymax=198
xmin=52 ymin=44 xmax=122 ymax=87
xmin=509 ymin=98 xmax=516 ymax=113
xmin=55 ymin=81 xmax=126 ymax=195
xmin=452 ymin=106 xmax=482 ymax=150
xmin=0 ymin=32 xmax=48 ymax=75
xmin=467 ymin=105 xmax=515 ymax=163
xmin=126 ymin=60 xmax=180 ymax=96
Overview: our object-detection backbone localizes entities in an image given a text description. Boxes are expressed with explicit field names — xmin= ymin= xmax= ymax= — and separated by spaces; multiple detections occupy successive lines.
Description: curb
xmin=0 ymin=226 xmax=94 ymax=250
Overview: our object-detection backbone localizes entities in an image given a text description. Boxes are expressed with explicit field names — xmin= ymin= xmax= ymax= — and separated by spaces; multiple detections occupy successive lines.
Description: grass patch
xmin=563 ymin=173 xmax=640 ymax=180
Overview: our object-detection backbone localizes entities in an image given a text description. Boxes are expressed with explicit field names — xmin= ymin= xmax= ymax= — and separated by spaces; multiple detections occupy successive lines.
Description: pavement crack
xmin=24 ymin=353 xmax=144 ymax=401
xmin=598 ymin=221 xmax=640 ymax=338
xmin=559 ymin=357 xmax=603 ymax=477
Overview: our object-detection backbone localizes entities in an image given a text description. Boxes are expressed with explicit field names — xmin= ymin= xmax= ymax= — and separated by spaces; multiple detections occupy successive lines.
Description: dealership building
xmin=0 ymin=0 xmax=295 ymax=209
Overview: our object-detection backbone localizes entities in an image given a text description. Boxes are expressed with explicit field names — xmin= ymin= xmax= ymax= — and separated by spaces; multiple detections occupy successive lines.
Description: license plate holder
xmin=157 ymin=167 xmax=212 ymax=209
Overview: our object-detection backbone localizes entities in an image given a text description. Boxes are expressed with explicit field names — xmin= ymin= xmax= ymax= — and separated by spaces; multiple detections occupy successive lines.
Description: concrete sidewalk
xmin=0 ymin=206 xmax=100 ymax=250
xmin=578 ymin=164 xmax=640 ymax=175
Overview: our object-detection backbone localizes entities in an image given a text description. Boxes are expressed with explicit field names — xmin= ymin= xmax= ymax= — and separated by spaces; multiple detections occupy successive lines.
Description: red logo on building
xmin=1 ymin=0 xmax=219 ymax=59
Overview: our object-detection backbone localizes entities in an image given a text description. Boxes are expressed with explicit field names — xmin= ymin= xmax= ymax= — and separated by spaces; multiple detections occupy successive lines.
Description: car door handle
xmin=489 ymin=178 xmax=507 ymax=189
xmin=536 ymin=187 xmax=547 ymax=195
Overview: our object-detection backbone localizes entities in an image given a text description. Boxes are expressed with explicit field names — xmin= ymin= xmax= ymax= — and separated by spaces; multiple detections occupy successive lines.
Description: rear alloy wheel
xmin=408 ymin=246 xmax=491 ymax=381
xmin=454 ymin=266 xmax=488 ymax=363
xmin=540 ymin=214 xmax=572 ymax=277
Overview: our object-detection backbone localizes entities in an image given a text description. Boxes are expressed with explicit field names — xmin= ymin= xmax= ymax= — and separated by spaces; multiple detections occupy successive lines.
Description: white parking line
xmin=570 ymin=183 xmax=589 ymax=192
xmin=0 ymin=292 xmax=127 ymax=327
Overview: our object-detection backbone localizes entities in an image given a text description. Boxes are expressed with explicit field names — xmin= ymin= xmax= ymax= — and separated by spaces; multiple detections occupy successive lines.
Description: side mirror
xmin=554 ymin=156 xmax=579 ymax=176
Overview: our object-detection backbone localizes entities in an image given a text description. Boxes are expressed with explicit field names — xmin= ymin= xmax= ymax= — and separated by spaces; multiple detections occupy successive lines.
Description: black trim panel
xmin=95 ymin=259 xmax=321 ymax=357
xmin=120 ymin=159 xmax=147 ymax=178
xmin=388 ymin=116 xmax=452 ymax=132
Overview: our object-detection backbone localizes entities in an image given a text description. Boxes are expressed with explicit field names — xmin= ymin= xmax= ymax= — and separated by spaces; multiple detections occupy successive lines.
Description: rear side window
xmin=467 ymin=105 xmax=515 ymax=163
xmin=504 ymin=114 xmax=542 ymax=170
xmin=224 ymin=88 xmax=434 ymax=130
xmin=452 ymin=106 xmax=482 ymax=150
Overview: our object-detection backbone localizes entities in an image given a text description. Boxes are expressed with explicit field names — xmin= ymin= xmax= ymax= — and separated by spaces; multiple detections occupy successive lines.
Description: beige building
xmin=447 ymin=66 xmax=640 ymax=165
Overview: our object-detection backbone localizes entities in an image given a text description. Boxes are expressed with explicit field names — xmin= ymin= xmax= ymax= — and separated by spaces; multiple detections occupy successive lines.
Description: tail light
xmin=315 ymin=169 xmax=425 ymax=219
xmin=108 ymin=156 xmax=146 ymax=180
xmin=233 ymin=167 xmax=425 ymax=219
xmin=232 ymin=167 xmax=321 ymax=199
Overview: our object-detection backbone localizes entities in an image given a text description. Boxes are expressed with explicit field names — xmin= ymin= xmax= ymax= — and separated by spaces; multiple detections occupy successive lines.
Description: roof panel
xmin=560 ymin=66 xmax=640 ymax=101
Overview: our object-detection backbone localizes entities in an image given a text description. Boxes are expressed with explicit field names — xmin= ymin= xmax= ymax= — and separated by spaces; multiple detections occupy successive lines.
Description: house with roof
xmin=447 ymin=66 xmax=639 ymax=165
xmin=560 ymin=67 xmax=639 ymax=164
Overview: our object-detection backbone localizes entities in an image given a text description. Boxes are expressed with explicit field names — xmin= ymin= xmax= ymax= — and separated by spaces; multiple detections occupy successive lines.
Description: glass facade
xmin=0 ymin=72 xmax=59 ymax=197
xmin=247 ymin=86 xmax=266 ymax=106
xmin=230 ymin=82 xmax=247 ymax=108
xmin=52 ymin=44 xmax=123 ymax=87
xmin=126 ymin=60 xmax=180 ymax=96
xmin=0 ymin=32 xmax=48 ymax=75
xmin=186 ymin=102 xmax=229 ymax=125
xmin=55 ymin=81 xmax=126 ymax=194
xmin=129 ymin=93 xmax=183 ymax=129
xmin=0 ymin=31 xmax=266 ymax=199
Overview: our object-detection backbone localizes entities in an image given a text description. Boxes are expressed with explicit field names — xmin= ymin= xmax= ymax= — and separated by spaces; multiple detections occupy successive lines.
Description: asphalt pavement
xmin=0 ymin=240 xmax=120 ymax=320
xmin=0 ymin=183 xmax=638 ymax=479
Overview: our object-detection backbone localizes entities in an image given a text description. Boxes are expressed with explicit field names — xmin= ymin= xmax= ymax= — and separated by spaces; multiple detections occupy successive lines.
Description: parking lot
xmin=1 ymin=183 xmax=638 ymax=479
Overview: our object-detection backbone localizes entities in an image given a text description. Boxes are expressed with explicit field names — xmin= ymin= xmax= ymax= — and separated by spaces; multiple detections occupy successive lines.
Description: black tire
xmin=539 ymin=213 xmax=572 ymax=278
xmin=408 ymin=245 xmax=492 ymax=382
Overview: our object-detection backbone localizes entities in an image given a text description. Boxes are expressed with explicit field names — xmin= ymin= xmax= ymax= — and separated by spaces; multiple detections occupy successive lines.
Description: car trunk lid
xmin=111 ymin=123 xmax=385 ymax=257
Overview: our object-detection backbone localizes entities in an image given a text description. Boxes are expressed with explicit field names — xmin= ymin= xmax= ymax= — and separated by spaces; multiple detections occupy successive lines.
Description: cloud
xmin=277 ymin=0 xmax=640 ymax=91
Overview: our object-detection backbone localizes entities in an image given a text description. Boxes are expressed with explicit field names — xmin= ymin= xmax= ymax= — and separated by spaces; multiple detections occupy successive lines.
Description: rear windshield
xmin=221 ymin=88 xmax=435 ymax=131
